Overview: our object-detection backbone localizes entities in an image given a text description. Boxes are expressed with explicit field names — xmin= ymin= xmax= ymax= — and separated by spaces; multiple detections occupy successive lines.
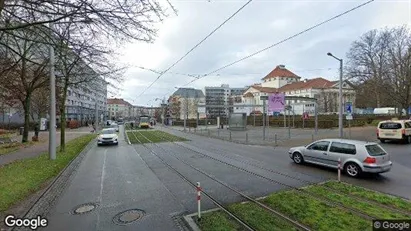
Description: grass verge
xmin=127 ymin=130 xmax=188 ymax=144
xmin=198 ymin=182 xmax=410 ymax=231
xmin=322 ymin=181 xmax=411 ymax=213
xmin=0 ymin=134 xmax=96 ymax=212
xmin=0 ymin=141 xmax=39 ymax=156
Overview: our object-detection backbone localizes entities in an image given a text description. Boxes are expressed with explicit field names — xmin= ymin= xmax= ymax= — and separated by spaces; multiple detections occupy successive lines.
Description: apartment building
xmin=204 ymin=84 xmax=246 ymax=118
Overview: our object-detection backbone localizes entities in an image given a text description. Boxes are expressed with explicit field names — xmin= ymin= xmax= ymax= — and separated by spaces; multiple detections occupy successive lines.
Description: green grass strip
xmin=127 ymin=131 xmax=188 ymax=144
xmin=323 ymin=181 xmax=411 ymax=213
xmin=196 ymin=211 xmax=242 ymax=231
xmin=262 ymin=190 xmax=371 ymax=231
xmin=0 ymin=134 xmax=96 ymax=212
xmin=305 ymin=185 xmax=410 ymax=219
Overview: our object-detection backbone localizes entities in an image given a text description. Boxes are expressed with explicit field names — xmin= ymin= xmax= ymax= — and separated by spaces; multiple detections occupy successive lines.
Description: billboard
xmin=268 ymin=93 xmax=285 ymax=112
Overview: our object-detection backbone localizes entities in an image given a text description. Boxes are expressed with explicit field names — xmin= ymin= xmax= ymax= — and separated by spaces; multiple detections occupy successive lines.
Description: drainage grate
xmin=113 ymin=209 xmax=145 ymax=225
xmin=72 ymin=203 xmax=97 ymax=215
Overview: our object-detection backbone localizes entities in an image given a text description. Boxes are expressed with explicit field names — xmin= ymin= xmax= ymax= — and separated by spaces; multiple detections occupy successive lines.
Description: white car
xmin=97 ymin=128 xmax=119 ymax=146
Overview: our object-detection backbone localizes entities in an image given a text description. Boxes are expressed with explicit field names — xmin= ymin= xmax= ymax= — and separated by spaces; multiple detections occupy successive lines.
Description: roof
xmin=318 ymin=138 xmax=377 ymax=145
xmin=173 ymin=88 xmax=205 ymax=98
xmin=107 ymin=98 xmax=132 ymax=106
xmin=278 ymin=77 xmax=334 ymax=92
xmin=243 ymin=92 xmax=254 ymax=98
xmin=262 ymin=65 xmax=300 ymax=80
xmin=249 ymin=85 xmax=279 ymax=93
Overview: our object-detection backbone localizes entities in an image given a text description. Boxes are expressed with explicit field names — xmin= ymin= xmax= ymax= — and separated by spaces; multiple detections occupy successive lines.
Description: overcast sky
xmin=112 ymin=0 xmax=411 ymax=106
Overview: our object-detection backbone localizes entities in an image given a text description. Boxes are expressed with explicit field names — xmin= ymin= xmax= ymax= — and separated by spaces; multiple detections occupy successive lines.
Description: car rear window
xmin=365 ymin=144 xmax=386 ymax=156
xmin=379 ymin=122 xmax=402 ymax=129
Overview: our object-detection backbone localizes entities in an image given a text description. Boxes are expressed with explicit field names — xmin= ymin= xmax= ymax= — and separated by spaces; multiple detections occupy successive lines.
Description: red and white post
xmin=338 ymin=158 xmax=341 ymax=182
xmin=197 ymin=182 xmax=202 ymax=220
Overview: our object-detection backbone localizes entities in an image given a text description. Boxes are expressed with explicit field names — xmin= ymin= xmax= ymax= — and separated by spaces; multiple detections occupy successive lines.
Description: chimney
xmin=278 ymin=65 xmax=286 ymax=69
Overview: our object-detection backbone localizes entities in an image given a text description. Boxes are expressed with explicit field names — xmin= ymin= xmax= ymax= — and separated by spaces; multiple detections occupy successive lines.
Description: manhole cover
xmin=113 ymin=209 xmax=145 ymax=225
xmin=72 ymin=203 xmax=97 ymax=215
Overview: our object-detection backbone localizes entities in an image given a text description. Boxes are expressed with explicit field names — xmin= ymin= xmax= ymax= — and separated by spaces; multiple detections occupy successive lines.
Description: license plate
xmin=384 ymin=133 xmax=395 ymax=136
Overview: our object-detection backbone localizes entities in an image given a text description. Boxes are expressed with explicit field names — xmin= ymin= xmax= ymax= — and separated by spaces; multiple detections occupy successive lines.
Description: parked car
xmin=377 ymin=120 xmax=411 ymax=144
xmin=97 ymin=128 xmax=119 ymax=146
xmin=110 ymin=123 xmax=119 ymax=132
xmin=288 ymin=139 xmax=392 ymax=177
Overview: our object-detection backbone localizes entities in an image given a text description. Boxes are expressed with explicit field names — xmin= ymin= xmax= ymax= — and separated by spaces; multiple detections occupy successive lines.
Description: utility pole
xmin=49 ymin=21 xmax=56 ymax=160
xmin=327 ymin=52 xmax=344 ymax=138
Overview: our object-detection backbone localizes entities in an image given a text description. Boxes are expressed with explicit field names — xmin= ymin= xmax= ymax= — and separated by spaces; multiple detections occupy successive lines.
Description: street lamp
xmin=327 ymin=52 xmax=343 ymax=138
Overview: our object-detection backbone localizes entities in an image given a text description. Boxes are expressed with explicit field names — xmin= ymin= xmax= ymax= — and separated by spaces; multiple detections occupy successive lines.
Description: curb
xmin=183 ymin=208 xmax=221 ymax=231
xmin=12 ymin=137 xmax=96 ymax=231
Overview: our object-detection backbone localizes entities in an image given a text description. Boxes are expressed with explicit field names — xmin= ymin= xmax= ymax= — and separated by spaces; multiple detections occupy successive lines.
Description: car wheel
xmin=379 ymin=139 xmax=385 ymax=143
xmin=292 ymin=152 xmax=304 ymax=164
xmin=344 ymin=162 xmax=362 ymax=178
xmin=407 ymin=136 xmax=411 ymax=144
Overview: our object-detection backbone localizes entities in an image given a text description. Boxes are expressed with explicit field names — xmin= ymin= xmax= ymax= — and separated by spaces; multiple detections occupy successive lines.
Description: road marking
xmin=96 ymin=149 xmax=107 ymax=229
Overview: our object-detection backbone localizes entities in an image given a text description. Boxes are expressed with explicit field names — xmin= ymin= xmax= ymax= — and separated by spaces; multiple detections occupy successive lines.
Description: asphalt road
xmin=44 ymin=125 xmax=411 ymax=231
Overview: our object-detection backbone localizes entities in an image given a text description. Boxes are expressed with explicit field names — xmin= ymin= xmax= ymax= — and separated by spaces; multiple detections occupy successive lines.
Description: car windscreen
xmin=101 ymin=129 xmax=115 ymax=134
xmin=365 ymin=144 xmax=386 ymax=156
xmin=379 ymin=122 xmax=402 ymax=129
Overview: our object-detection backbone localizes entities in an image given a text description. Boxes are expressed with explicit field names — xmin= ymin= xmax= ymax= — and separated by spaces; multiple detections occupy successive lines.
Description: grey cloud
xmin=122 ymin=0 xmax=409 ymax=105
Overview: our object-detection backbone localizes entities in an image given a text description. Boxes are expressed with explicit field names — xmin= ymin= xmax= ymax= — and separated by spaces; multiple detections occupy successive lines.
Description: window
xmin=379 ymin=122 xmax=402 ymax=129
xmin=365 ymin=144 xmax=386 ymax=156
xmin=307 ymin=141 xmax=330 ymax=151
xmin=405 ymin=122 xmax=411 ymax=128
xmin=329 ymin=142 xmax=356 ymax=155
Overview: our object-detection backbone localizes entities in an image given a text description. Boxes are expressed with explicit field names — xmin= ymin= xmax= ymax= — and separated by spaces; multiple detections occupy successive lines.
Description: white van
xmin=377 ymin=120 xmax=411 ymax=143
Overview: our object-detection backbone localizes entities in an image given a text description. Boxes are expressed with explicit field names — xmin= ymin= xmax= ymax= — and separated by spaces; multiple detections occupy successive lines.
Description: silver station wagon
xmin=288 ymin=139 xmax=392 ymax=177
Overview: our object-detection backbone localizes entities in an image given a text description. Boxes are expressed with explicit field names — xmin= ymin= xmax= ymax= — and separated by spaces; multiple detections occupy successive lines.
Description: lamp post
xmin=49 ymin=20 xmax=56 ymax=160
xmin=327 ymin=52 xmax=343 ymax=138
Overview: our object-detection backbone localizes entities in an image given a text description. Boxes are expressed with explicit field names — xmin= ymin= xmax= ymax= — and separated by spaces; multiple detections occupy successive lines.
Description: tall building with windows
xmin=107 ymin=98 xmax=132 ymax=120
xmin=204 ymin=84 xmax=246 ymax=118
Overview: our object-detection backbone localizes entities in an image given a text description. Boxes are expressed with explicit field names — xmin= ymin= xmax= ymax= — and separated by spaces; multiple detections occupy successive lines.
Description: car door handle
xmin=322 ymin=153 xmax=327 ymax=155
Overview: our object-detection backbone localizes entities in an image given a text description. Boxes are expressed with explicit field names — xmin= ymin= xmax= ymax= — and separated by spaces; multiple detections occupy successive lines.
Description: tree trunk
xmin=59 ymin=82 xmax=69 ymax=152
xmin=22 ymin=94 xmax=31 ymax=143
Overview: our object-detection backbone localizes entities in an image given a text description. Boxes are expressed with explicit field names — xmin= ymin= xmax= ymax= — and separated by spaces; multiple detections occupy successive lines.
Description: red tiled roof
xmin=262 ymin=65 xmax=300 ymax=80
xmin=107 ymin=98 xmax=132 ymax=106
xmin=278 ymin=77 xmax=334 ymax=92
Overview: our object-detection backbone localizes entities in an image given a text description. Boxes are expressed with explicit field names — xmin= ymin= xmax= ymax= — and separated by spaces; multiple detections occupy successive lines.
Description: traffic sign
xmin=345 ymin=102 xmax=352 ymax=113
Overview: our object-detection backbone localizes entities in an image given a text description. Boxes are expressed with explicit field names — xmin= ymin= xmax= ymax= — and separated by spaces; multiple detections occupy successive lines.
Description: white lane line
xmin=96 ymin=149 xmax=107 ymax=230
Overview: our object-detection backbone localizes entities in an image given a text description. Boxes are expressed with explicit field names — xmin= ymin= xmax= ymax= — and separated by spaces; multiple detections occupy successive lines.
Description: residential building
xmin=107 ymin=98 xmax=132 ymax=120
xmin=237 ymin=65 xmax=356 ymax=115
xmin=168 ymin=88 xmax=205 ymax=120
xmin=204 ymin=84 xmax=246 ymax=118
xmin=65 ymin=78 xmax=108 ymax=124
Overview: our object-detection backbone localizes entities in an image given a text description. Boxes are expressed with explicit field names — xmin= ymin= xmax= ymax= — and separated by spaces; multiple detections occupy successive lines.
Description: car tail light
xmin=402 ymin=129 xmax=406 ymax=135
xmin=376 ymin=129 xmax=379 ymax=137
xmin=364 ymin=157 xmax=376 ymax=164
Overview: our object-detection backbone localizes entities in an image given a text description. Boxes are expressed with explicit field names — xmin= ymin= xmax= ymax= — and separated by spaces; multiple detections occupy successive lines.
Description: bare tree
xmin=346 ymin=26 xmax=411 ymax=114
xmin=0 ymin=26 xmax=49 ymax=142
xmin=30 ymin=86 xmax=50 ymax=122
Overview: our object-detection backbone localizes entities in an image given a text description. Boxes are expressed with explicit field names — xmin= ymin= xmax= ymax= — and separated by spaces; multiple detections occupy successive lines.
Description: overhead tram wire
xmin=183 ymin=0 xmax=375 ymax=86
xmin=137 ymin=0 xmax=254 ymax=97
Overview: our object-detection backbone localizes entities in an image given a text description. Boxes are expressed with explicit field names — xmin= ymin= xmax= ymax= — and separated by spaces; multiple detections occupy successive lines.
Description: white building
xmin=235 ymin=65 xmax=356 ymax=115
xmin=168 ymin=88 xmax=205 ymax=120
xmin=107 ymin=98 xmax=132 ymax=120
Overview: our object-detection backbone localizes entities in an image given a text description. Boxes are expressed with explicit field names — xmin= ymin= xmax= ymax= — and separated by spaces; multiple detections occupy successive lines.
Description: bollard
xmin=246 ymin=132 xmax=248 ymax=144
xmin=311 ymin=134 xmax=314 ymax=142
xmin=229 ymin=131 xmax=232 ymax=141
xmin=338 ymin=158 xmax=341 ymax=182
xmin=274 ymin=134 xmax=277 ymax=146
xmin=197 ymin=182 xmax=201 ymax=220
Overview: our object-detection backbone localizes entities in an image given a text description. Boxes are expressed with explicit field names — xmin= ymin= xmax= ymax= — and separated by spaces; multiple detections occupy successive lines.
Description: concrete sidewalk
xmin=0 ymin=127 xmax=94 ymax=166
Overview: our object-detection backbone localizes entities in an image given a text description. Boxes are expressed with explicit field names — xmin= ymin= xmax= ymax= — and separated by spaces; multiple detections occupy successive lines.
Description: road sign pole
xmin=263 ymin=99 xmax=266 ymax=141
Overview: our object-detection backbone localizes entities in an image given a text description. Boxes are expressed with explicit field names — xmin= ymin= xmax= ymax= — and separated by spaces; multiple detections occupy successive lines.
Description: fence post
xmin=338 ymin=158 xmax=341 ymax=182
xmin=246 ymin=132 xmax=248 ymax=144
xmin=197 ymin=182 xmax=201 ymax=220
xmin=274 ymin=133 xmax=277 ymax=146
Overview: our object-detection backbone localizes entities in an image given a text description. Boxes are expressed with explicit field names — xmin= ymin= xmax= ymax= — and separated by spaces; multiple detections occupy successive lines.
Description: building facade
xmin=168 ymin=88 xmax=205 ymax=120
xmin=236 ymin=65 xmax=356 ymax=115
xmin=107 ymin=98 xmax=132 ymax=120
xmin=65 ymin=78 xmax=108 ymax=124
xmin=204 ymin=84 xmax=246 ymax=118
